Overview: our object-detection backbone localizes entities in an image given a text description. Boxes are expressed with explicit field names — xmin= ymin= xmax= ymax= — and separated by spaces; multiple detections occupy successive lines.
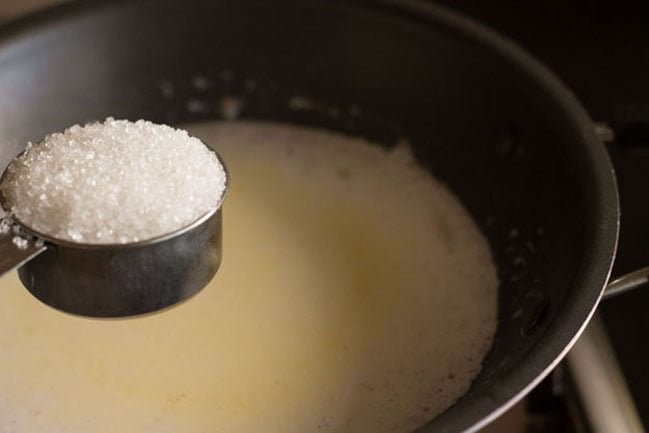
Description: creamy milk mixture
xmin=0 ymin=122 xmax=498 ymax=433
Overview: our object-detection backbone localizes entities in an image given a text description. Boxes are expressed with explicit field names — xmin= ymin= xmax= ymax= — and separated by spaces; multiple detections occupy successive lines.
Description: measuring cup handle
xmin=0 ymin=232 xmax=47 ymax=277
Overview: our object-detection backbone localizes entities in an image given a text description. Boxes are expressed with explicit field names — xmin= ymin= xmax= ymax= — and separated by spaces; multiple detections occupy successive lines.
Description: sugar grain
xmin=0 ymin=118 xmax=227 ymax=244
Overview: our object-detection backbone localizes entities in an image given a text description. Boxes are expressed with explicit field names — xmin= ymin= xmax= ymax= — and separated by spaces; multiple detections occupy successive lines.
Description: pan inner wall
xmin=0 ymin=0 xmax=590 ymax=429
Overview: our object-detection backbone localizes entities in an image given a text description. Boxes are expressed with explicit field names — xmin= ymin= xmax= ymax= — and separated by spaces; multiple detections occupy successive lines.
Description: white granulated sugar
xmin=12 ymin=236 xmax=28 ymax=250
xmin=0 ymin=118 xmax=227 ymax=244
xmin=0 ymin=218 xmax=11 ymax=235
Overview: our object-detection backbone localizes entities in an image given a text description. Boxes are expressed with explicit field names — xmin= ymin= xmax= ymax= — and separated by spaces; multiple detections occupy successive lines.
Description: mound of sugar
xmin=0 ymin=118 xmax=227 ymax=244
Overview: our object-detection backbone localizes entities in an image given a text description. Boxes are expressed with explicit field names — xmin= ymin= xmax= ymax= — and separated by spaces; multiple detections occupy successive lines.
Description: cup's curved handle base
xmin=603 ymin=266 xmax=649 ymax=299
xmin=0 ymin=232 xmax=46 ymax=277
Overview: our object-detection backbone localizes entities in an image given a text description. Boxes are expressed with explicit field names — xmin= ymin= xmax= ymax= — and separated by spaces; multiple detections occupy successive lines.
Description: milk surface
xmin=0 ymin=122 xmax=498 ymax=433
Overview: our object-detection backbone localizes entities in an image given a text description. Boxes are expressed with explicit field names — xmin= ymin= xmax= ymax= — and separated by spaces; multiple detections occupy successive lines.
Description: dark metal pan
xmin=0 ymin=0 xmax=642 ymax=431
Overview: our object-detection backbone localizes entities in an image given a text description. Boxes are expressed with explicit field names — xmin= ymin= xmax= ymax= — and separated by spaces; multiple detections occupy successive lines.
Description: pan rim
xmin=0 ymin=1 xmax=620 ymax=432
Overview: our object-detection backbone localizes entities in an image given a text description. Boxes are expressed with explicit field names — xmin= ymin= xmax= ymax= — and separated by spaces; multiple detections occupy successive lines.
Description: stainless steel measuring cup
xmin=0 ymin=159 xmax=228 ymax=318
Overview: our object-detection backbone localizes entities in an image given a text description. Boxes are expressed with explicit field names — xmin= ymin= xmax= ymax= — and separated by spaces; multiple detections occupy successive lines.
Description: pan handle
xmin=603 ymin=267 xmax=649 ymax=299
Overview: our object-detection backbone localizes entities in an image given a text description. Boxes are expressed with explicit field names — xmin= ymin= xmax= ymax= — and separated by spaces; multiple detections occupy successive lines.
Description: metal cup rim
xmin=0 ymin=134 xmax=229 ymax=250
